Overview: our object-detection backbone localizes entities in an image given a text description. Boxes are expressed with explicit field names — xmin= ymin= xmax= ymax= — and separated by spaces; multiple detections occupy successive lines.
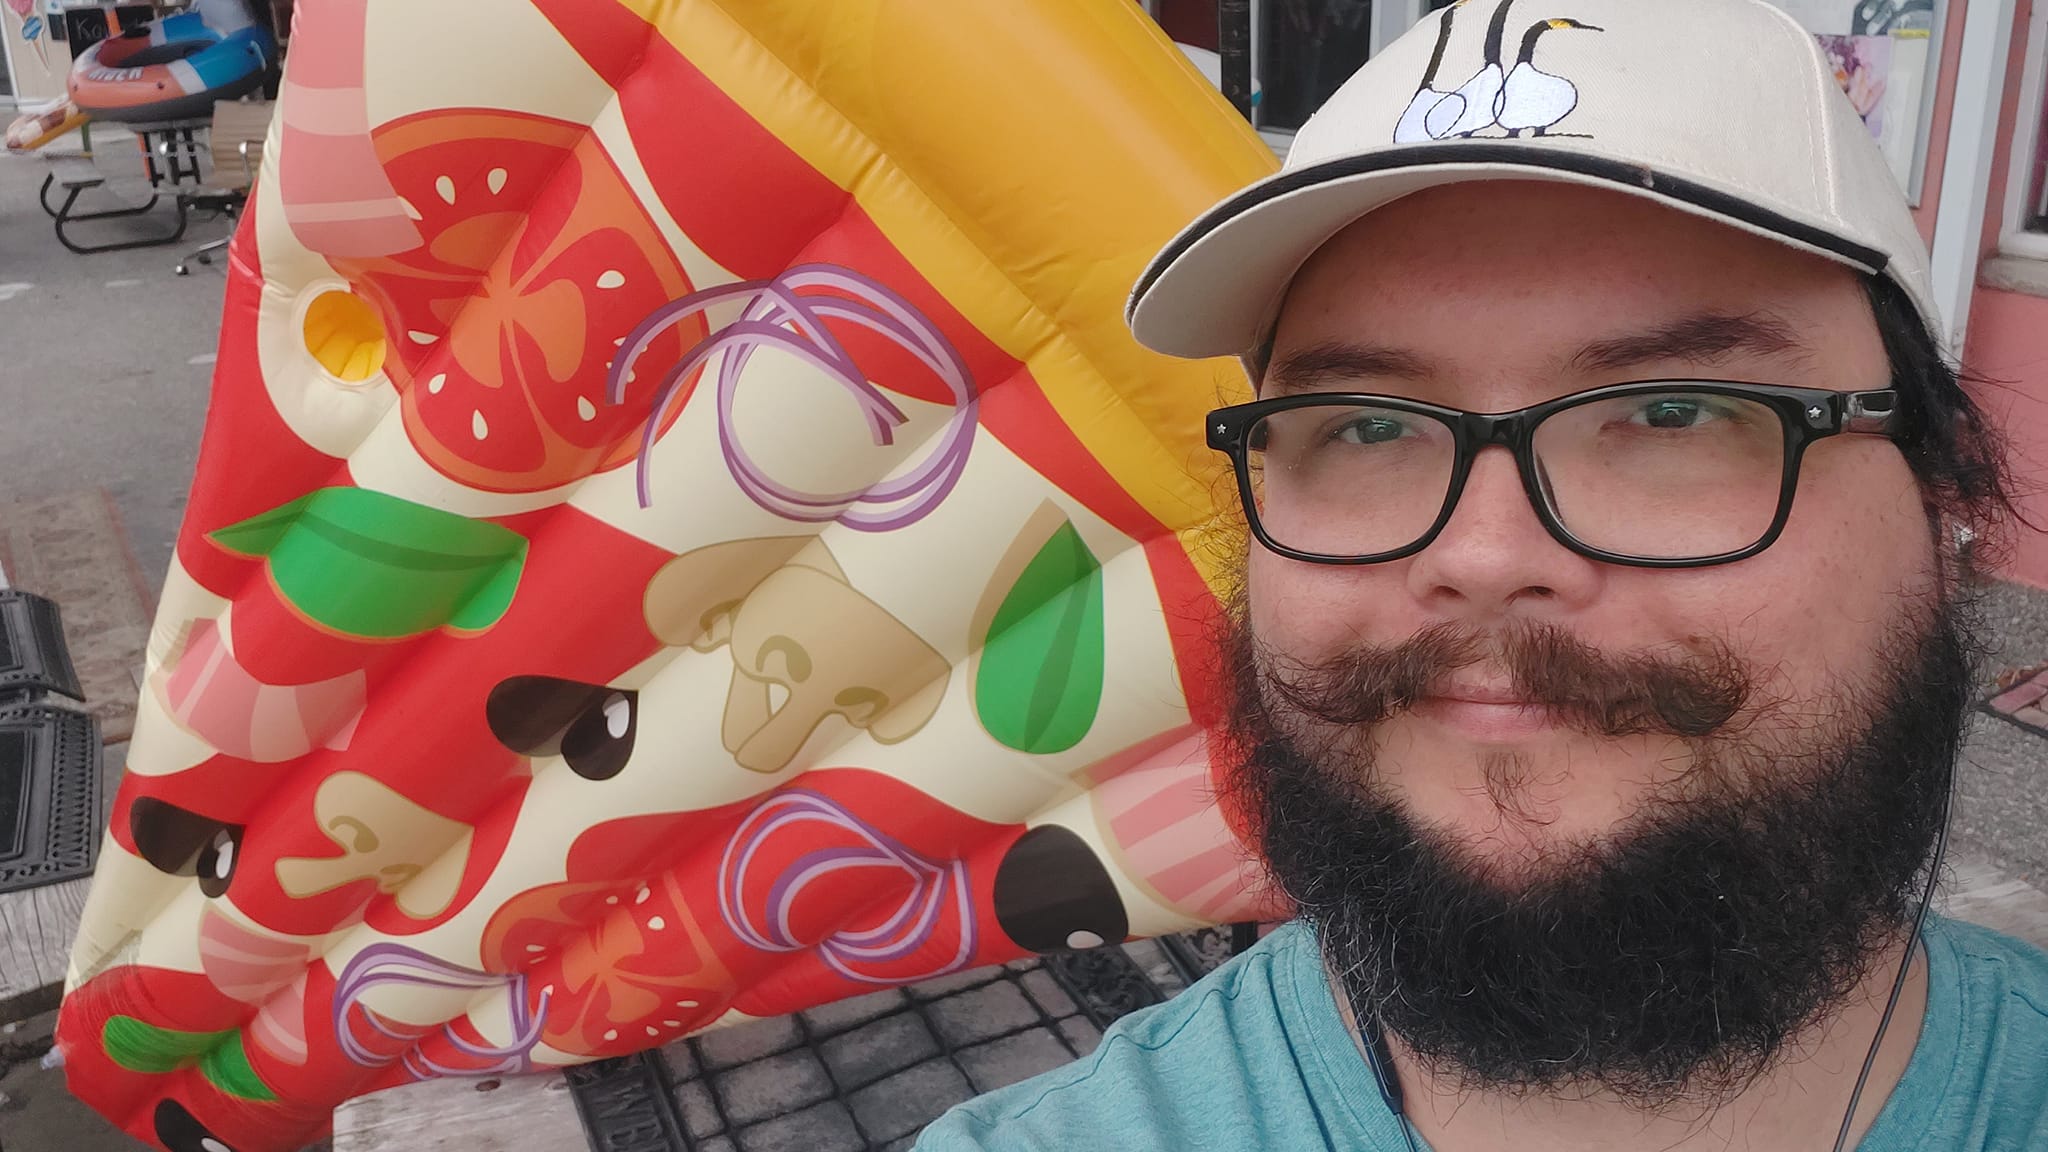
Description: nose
xmin=1404 ymin=446 xmax=1603 ymax=617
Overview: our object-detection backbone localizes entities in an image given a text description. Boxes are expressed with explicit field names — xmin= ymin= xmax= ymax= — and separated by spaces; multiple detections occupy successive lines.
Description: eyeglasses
xmin=1206 ymin=381 xmax=1900 ymax=568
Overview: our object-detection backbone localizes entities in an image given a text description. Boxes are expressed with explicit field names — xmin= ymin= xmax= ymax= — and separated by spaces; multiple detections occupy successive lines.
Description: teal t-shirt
xmin=918 ymin=916 xmax=2048 ymax=1150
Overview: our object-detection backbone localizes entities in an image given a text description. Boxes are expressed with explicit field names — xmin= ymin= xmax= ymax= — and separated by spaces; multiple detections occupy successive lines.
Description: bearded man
xmin=917 ymin=0 xmax=2048 ymax=1148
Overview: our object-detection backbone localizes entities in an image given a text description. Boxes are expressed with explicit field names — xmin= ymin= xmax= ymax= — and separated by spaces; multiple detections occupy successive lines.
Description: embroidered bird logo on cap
xmin=1394 ymin=0 xmax=1603 ymax=142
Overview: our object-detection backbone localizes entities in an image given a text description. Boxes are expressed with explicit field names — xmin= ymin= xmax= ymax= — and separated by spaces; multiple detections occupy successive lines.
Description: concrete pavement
xmin=0 ymin=138 xmax=224 ymax=598
xmin=1955 ymin=579 xmax=2048 ymax=890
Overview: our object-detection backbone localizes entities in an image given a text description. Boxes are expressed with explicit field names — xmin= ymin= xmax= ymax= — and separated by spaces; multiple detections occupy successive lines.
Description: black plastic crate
xmin=0 ymin=704 xmax=101 ymax=896
xmin=0 ymin=589 xmax=85 ymax=706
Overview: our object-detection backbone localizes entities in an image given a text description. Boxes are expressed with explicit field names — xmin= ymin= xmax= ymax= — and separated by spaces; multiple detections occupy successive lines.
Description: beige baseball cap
xmin=1126 ymin=0 xmax=1937 ymax=360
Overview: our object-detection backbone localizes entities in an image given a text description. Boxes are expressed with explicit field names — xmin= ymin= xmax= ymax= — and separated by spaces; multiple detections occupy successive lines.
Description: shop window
xmin=1144 ymin=0 xmax=1384 ymax=133
xmin=2025 ymin=113 xmax=2048 ymax=234
xmin=2007 ymin=11 xmax=2048 ymax=254
xmin=1150 ymin=0 xmax=1220 ymax=51
xmin=1258 ymin=0 xmax=1375 ymax=130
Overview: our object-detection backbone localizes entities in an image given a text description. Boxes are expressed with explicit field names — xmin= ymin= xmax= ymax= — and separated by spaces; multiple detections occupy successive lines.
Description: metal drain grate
xmin=569 ymin=928 xmax=1246 ymax=1152
xmin=568 ymin=1052 xmax=691 ymax=1152
xmin=1981 ymin=663 xmax=2048 ymax=739
xmin=0 ymin=704 xmax=102 ymax=895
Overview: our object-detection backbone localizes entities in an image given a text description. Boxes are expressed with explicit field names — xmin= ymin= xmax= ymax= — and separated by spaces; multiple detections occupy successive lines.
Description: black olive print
xmin=560 ymin=689 xmax=637 ymax=781
xmin=195 ymin=824 xmax=239 ymax=899
xmin=129 ymin=797 xmax=244 ymax=900
xmin=992 ymin=824 xmax=1130 ymax=953
xmin=154 ymin=1097 xmax=239 ymax=1152
xmin=486 ymin=676 xmax=636 ymax=781
xmin=485 ymin=676 xmax=608 ymax=755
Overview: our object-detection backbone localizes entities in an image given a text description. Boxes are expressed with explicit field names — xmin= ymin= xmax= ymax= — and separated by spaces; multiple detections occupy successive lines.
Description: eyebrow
xmin=1264 ymin=342 xmax=1434 ymax=395
xmin=1261 ymin=310 xmax=1814 ymax=396
xmin=1569 ymin=310 xmax=1811 ymax=374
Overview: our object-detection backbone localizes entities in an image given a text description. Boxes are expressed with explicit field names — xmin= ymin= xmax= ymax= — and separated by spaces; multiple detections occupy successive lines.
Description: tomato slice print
xmin=338 ymin=110 xmax=705 ymax=493
xmin=483 ymin=872 xmax=732 ymax=1058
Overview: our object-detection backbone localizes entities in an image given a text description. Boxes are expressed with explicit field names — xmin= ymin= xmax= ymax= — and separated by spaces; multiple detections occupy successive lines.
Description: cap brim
xmin=1126 ymin=143 xmax=1891 ymax=361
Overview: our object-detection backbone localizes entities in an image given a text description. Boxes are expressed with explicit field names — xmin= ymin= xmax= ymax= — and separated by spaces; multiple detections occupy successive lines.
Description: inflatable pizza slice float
xmin=53 ymin=2 xmax=1283 ymax=1150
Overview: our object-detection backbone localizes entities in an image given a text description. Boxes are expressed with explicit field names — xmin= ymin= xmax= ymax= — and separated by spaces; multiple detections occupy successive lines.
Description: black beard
xmin=1221 ymin=593 xmax=1975 ymax=1107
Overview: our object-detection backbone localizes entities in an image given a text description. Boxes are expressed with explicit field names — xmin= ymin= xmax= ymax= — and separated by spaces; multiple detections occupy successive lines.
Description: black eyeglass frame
xmin=1206 ymin=381 xmax=1902 ymax=569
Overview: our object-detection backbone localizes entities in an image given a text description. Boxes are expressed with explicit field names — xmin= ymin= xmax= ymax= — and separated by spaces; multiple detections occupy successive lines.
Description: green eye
xmin=1334 ymin=415 xmax=1410 ymax=444
xmin=1634 ymin=397 xmax=1712 ymax=429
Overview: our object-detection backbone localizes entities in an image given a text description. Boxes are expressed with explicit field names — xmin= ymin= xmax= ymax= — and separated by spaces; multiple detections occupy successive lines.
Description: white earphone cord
xmin=1830 ymin=749 xmax=1954 ymax=1152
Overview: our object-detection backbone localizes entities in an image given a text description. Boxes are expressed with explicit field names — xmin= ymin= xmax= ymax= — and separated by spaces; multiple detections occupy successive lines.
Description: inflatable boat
xmin=68 ymin=0 xmax=274 ymax=124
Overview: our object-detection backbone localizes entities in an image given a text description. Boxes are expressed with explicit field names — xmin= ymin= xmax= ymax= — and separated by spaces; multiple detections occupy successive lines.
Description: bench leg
xmin=44 ymin=175 xmax=162 ymax=223
xmin=50 ymin=181 xmax=185 ymax=256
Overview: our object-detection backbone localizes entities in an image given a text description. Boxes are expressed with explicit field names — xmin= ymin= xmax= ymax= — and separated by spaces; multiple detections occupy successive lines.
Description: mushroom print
xmin=271 ymin=773 xmax=476 ymax=920
xmin=644 ymin=537 xmax=950 ymax=776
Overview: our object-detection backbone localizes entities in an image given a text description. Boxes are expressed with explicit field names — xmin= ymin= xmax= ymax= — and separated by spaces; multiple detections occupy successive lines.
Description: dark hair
xmin=1241 ymin=273 xmax=2022 ymax=567
xmin=1861 ymin=274 xmax=2021 ymax=568
xmin=1246 ymin=335 xmax=1276 ymax=382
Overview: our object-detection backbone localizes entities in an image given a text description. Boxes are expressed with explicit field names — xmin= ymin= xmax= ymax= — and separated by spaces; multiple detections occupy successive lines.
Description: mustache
xmin=1244 ymin=621 xmax=1755 ymax=740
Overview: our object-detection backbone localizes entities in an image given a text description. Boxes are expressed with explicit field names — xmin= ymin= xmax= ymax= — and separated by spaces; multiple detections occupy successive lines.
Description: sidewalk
xmin=1954 ymin=579 xmax=2048 ymax=890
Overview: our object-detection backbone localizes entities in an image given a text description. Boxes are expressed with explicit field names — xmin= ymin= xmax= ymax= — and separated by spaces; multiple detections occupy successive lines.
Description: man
xmin=917 ymin=0 xmax=2048 ymax=1149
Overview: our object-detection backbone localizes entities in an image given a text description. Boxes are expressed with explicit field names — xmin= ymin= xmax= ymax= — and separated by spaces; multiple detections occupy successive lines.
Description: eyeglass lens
xmin=1244 ymin=391 xmax=1788 ymax=561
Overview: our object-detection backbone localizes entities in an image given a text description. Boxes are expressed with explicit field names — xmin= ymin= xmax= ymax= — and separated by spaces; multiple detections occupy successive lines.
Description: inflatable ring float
xmin=69 ymin=0 xmax=275 ymax=124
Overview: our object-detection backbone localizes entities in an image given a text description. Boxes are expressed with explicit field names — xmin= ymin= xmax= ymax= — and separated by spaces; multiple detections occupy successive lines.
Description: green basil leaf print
xmin=199 ymin=1032 xmax=278 ymax=1102
xmin=975 ymin=519 xmax=1105 ymax=754
xmin=102 ymin=1016 xmax=231 ymax=1075
xmin=209 ymin=487 xmax=529 ymax=639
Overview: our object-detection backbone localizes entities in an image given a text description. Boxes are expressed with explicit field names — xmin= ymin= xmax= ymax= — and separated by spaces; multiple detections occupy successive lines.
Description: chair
xmin=174 ymin=99 xmax=273 ymax=275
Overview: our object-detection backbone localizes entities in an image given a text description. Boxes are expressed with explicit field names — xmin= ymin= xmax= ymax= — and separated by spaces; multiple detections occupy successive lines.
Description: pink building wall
xmin=1961 ymin=0 xmax=2048 ymax=588
xmin=1960 ymin=291 xmax=2048 ymax=585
